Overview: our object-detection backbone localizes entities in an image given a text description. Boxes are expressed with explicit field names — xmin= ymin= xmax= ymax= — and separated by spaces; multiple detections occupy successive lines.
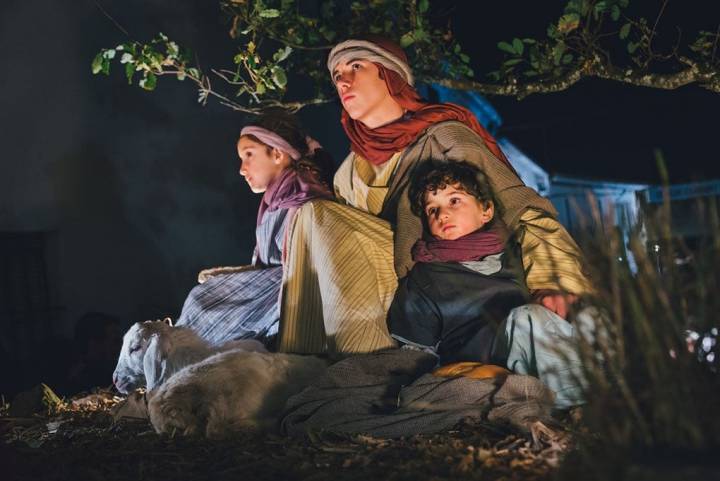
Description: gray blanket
xmin=281 ymin=349 xmax=555 ymax=438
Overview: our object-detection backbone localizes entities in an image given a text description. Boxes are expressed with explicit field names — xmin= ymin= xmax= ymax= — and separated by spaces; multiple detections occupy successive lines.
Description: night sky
xmin=0 ymin=0 xmax=718 ymax=393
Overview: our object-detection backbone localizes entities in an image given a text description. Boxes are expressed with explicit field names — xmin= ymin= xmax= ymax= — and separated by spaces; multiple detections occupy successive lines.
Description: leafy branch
xmin=92 ymin=0 xmax=720 ymax=113
xmin=478 ymin=0 xmax=720 ymax=98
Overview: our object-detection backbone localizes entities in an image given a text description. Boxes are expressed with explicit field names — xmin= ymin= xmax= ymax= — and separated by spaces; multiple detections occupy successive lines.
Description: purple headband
xmin=240 ymin=126 xmax=322 ymax=161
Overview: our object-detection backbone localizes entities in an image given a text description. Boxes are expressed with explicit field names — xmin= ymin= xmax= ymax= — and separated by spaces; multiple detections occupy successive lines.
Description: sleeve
xmin=516 ymin=209 xmax=594 ymax=295
xmin=386 ymin=271 xmax=443 ymax=353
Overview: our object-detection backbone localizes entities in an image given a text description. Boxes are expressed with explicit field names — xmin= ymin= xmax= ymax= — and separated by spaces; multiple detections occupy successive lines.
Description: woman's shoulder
xmin=403 ymin=121 xmax=485 ymax=159
xmin=422 ymin=120 xmax=480 ymax=143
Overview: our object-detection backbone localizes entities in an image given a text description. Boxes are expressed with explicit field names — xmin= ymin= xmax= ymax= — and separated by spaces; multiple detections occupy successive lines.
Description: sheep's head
xmin=113 ymin=320 xmax=170 ymax=394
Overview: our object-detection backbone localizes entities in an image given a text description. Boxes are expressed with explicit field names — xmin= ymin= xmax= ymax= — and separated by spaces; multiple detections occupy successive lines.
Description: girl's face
xmin=423 ymin=183 xmax=494 ymax=240
xmin=237 ymin=136 xmax=289 ymax=193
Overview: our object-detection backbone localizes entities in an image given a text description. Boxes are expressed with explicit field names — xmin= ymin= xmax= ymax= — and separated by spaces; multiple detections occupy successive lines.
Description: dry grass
xmin=1 ymin=389 xmax=566 ymax=481
xmin=561 ymin=180 xmax=720 ymax=479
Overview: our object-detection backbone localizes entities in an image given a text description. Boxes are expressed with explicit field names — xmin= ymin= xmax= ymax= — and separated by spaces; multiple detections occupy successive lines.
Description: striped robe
xmin=277 ymin=120 xmax=592 ymax=355
xmin=175 ymin=208 xmax=291 ymax=345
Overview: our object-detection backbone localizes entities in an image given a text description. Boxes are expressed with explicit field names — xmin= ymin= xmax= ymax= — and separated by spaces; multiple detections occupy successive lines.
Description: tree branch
xmin=429 ymin=56 xmax=720 ymax=100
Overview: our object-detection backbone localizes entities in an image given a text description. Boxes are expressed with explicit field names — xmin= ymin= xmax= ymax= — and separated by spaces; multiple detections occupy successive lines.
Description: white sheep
xmin=112 ymin=319 xmax=267 ymax=394
xmin=147 ymin=350 xmax=327 ymax=438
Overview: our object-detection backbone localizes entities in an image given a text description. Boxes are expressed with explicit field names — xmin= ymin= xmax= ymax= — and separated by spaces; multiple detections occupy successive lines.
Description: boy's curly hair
xmin=408 ymin=160 xmax=500 ymax=218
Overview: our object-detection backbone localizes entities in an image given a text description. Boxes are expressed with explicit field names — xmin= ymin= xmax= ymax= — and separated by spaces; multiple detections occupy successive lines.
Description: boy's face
xmin=423 ymin=183 xmax=494 ymax=240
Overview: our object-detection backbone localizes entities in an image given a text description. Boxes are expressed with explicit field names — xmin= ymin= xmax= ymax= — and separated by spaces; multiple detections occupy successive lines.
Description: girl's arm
xmin=197 ymin=264 xmax=258 ymax=284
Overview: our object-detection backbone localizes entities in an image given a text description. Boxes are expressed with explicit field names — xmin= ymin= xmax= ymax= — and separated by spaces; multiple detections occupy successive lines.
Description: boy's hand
xmin=533 ymin=290 xmax=578 ymax=320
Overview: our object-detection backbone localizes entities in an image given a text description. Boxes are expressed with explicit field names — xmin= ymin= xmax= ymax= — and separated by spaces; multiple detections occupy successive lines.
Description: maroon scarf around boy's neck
xmin=411 ymin=220 xmax=509 ymax=263
xmin=256 ymin=166 xmax=332 ymax=226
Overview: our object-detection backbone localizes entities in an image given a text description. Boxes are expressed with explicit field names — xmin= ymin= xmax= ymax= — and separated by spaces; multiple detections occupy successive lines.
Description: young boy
xmin=388 ymin=160 xmax=594 ymax=409
xmin=387 ymin=160 xmax=528 ymax=365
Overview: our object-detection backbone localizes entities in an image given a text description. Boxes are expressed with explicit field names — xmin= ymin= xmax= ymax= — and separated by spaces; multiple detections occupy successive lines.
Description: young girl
xmin=175 ymin=112 xmax=333 ymax=347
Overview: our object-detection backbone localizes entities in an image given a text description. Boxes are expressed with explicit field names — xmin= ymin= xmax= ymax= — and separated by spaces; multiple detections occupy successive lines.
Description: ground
xmin=1 ymin=389 xmax=568 ymax=481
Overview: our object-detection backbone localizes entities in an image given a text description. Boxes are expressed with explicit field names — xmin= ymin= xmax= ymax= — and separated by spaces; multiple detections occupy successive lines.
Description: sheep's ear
xmin=162 ymin=317 xmax=173 ymax=327
xmin=143 ymin=334 xmax=166 ymax=390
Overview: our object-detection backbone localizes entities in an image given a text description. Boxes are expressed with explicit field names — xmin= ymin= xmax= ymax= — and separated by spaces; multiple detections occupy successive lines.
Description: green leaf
xmin=547 ymin=24 xmax=558 ymax=39
xmin=120 ymin=52 xmax=134 ymax=64
xmin=627 ymin=42 xmax=638 ymax=54
xmin=503 ymin=58 xmax=523 ymax=67
xmin=271 ymin=65 xmax=287 ymax=88
xmin=611 ymin=5 xmax=621 ymax=21
xmin=101 ymin=58 xmax=110 ymax=75
xmin=552 ymin=42 xmax=567 ymax=65
xmin=400 ymin=32 xmax=415 ymax=48
xmin=91 ymin=53 xmax=104 ymax=74
xmin=558 ymin=13 xmax=581 ymax=34
xmin=562 ymin=53 xmax=574 ymax=64
xmin=619 ymin=23 xmax=631 ymax=40
xmin=512 ymin=38 xmax=524 ymax=55
xmin=459 ymin=53 xmax=470 ymax=63
xmin=102 ymin=49 xmax=116 ymax=60
xmin=256 ymin=82 xmax=266 ymax=95
xmin=523 ymin=38 xmax=537 ymax=44
xmin=139 ymin=72 xmax=157 ymax=90
xmin=524 ymin=70 xmax=539 ymax=77
xmin=413 ymin=27 xmax=428 ymax=42
xmin=166 ymin=41 xmax=179 ymax=58
xmin=125 ymin=62 xmax=135 ymax=84
xmin=497 ymin=41 xmax=516 ymax=54
xmin=454 ymin=44 xmax=462 ymax=54
xmin=259 ymin=9 xmax=280 ymax=18
xmin=418 ymin=0 xmax=429 ymax=13
xmin=273 ymin=46 xmax=293 ymax=63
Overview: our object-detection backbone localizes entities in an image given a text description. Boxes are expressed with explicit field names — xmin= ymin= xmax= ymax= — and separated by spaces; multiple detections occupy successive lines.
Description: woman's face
xmin=237 ymin=136 xmax=288 ymax=193
xmin=332 ymin=59 xmax=402 ymax=128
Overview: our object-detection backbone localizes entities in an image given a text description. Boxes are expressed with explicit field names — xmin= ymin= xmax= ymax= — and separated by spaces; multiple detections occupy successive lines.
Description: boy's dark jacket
xmin=387 ymin=242 xmax=528 ymax=364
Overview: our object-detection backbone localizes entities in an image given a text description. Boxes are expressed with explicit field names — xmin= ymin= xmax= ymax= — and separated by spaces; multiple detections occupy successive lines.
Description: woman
xmin=277 ymin=36 xmax=593 ymax=355
xmin=175 ymin=113 xmax=332 ymax=346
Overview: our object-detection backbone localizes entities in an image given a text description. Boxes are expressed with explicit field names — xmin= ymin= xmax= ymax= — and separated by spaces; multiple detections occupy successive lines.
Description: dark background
xmin=0 ymin=0 xmax=718 ymax=394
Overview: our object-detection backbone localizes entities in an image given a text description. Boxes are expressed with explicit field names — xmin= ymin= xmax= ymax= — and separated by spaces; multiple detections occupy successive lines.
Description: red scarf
xmin=257 ymin=167 xmax=332 ymax=226
xmin=341 ymin=64 xmax=514 ymax=172
xmin=412 ymin=220 xmax=509 ymax=263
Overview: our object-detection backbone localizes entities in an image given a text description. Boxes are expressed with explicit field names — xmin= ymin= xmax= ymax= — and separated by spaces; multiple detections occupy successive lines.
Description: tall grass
xmin=563 ymin=164 xmax=720 ymax=477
